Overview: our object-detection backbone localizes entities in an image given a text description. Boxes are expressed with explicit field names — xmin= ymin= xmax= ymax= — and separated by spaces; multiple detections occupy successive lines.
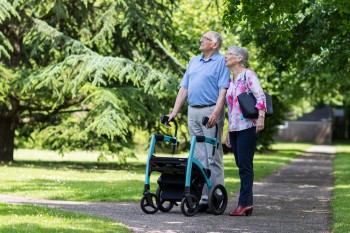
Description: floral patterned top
xmin=226 ymin=69 xmax=267 ymax=132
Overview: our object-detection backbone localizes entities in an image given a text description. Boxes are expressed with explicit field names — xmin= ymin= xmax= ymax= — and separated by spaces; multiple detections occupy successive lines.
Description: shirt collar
xmin=200 ymin=51 xmax=220 ymax=62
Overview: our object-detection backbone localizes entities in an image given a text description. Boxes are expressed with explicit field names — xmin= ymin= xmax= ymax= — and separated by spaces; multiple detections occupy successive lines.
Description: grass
xmin=0 ymin=142 xmax=312 ymax=232
xmin=0 ymin=203 xmax=130 ymax=233
xmin=1 ymin=149 xmax=152 ymax=201
xmin=0 ymin=143 xmax=312 ymax=201
xmin=332 ymin=142 xmax=350 ymax=233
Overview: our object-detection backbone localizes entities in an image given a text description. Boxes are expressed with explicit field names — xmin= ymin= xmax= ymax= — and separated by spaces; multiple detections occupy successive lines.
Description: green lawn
xmin=0 ymin=143 xmax=312 ymax=201
xmin=2 ymin=149 xmax=154 ymax=201
xmin=333 ymin=143 xmax=350 ymax=233
xmin=2 ymin=142 xmax=348 ymax=232
xmin=0 ymin=203 xmax=130 ymax=233
xmin=0 ymin=142 xmax=312 ymax=232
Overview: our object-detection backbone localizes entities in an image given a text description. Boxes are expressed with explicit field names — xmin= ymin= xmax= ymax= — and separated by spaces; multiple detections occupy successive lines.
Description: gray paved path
xmin=0 ymin=145 xmax=335 ymax=233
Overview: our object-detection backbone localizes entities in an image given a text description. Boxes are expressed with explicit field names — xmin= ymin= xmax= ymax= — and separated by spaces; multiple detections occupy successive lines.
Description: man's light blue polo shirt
xmin=180 ymin=52 xmax=230 ymax=106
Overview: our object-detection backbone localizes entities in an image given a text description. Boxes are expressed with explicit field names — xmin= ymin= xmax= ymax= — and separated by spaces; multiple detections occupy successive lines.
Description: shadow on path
xmin=0 ymin=145 xmax=335 ymax=233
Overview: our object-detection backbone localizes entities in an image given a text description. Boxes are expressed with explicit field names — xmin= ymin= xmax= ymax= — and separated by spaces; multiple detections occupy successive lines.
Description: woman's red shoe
xmin=229 ymin=205 xmax=253 ymax=216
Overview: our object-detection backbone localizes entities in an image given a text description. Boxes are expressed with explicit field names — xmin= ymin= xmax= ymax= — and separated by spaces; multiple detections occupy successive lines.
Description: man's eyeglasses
xmin=201 ymin=36 xmax=213 ymax=41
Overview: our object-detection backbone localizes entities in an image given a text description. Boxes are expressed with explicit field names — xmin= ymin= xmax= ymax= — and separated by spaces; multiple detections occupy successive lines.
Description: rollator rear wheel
xmin=156 ymin=187 xmax=175 ymax=212
xmin=208 ymin=184 xmax=228 ymax=215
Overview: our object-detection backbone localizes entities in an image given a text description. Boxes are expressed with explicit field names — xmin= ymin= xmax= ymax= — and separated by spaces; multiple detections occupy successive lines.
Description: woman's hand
xmin=225 ymin=133 xmax=231 ymax=148
xmin=256 ymin=116 xmax=265 ymax=133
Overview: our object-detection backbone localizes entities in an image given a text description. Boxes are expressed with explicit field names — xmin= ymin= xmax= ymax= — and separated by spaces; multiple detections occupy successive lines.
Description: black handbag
xmin=237 ymin=72 xmax=273 ymax=119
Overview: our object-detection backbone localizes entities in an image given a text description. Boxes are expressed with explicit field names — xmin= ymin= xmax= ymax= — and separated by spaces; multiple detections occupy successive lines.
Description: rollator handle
xmin=160 ymin=115 xmax=178 ymax=140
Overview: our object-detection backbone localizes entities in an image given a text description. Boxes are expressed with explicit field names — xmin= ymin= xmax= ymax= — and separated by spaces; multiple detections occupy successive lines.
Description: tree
xmin=223 ymin=0 xmax=350 ymax=142
xmin=224 ymin=0 xmax=350 ymax=100
xmin=0 ymin=0 xmax=182 ymax=162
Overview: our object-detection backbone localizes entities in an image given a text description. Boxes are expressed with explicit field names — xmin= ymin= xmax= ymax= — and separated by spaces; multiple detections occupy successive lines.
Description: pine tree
xmin=0 ymin=0 xmax=182 ymax=162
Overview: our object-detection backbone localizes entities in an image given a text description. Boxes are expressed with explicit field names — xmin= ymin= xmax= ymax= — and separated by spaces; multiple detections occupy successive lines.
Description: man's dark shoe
xmin=198 ymin=203 xmax=208 ymax=213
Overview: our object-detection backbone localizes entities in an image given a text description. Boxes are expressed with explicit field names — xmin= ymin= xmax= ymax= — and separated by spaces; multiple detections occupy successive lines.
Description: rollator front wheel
xmin=180 ymin=195 xmax=199 ymax=217
xmin=140 ymin=192 xmax=159 ymax=214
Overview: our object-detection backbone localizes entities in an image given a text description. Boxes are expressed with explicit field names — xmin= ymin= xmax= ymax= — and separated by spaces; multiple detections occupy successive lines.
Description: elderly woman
xmin=225 ymin=46 xmax=267 ymax=216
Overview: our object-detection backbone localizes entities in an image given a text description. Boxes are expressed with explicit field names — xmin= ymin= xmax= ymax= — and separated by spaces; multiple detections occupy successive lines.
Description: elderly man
xmin=167 ymin=30 xmax=230 ymax=212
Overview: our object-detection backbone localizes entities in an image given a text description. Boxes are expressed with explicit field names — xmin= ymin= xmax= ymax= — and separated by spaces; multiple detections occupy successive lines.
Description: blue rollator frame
xmin=140 ymin=116 xmax=228 ymax=216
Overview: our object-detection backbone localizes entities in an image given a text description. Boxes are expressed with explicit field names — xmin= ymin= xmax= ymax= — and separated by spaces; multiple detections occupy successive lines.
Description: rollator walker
xmin=140 ymin=115 xmax=228 ymax=216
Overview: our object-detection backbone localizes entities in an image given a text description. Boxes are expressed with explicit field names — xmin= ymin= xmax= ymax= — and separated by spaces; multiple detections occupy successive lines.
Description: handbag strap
xmin=243 ymin=70 xmax=251 ymax=94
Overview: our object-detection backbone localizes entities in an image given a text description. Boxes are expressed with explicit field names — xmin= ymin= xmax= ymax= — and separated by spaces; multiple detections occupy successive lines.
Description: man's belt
xmin=190 ymin=104 xmax=216 ymax=108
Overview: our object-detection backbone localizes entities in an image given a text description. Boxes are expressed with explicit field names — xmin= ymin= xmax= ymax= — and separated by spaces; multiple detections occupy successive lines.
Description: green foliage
xmin=0 ymin=64 xmax=12 ymax=102
xmin=20 ymin=19 xmax=178 ymax=156
xmin=223 ymin=0 xmax=350 ymax=105
xmin=2 ymin=0 xmax=312 ymax=160
xmin=0 ymin=0 xmax=181 ymax=161
xmin=0 ymin=0 xmax=19 ymax=59
xmin=222 ymin=0 xmax=350 ymax=148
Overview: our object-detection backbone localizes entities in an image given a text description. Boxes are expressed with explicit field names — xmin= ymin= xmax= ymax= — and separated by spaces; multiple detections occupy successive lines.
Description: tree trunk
xmin=0 ymin=116 xmax=16 ymax=162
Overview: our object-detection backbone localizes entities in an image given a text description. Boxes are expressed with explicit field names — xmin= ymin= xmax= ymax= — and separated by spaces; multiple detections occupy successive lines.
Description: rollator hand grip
xmin=160 ymin=115 xmax=171 ymax=127
xmin=202 ymin=117 xmax=209 ymax=126
xmin=160 ymin=115 xmax=178 ymax=138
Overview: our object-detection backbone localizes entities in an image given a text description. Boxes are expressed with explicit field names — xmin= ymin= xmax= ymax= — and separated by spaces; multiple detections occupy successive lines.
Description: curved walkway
xmin=0 ymin=145 xmax=335 ymax=233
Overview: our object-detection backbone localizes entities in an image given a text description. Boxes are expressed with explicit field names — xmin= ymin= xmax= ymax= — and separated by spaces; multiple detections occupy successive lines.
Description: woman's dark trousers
xmin=229 ymin=127 xmax=257 ymax=206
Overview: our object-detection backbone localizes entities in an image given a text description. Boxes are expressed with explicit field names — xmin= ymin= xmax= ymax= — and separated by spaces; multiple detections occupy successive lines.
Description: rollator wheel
xmin=156 ymin=187 xmax=174 ymax=212
xmin=180 ymin=195 xmax=199 ymax=217
xmin=208 ymin=184 xmax=228 ymax=215
xmin=140 ymin=192 xmax=159 ymax=214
